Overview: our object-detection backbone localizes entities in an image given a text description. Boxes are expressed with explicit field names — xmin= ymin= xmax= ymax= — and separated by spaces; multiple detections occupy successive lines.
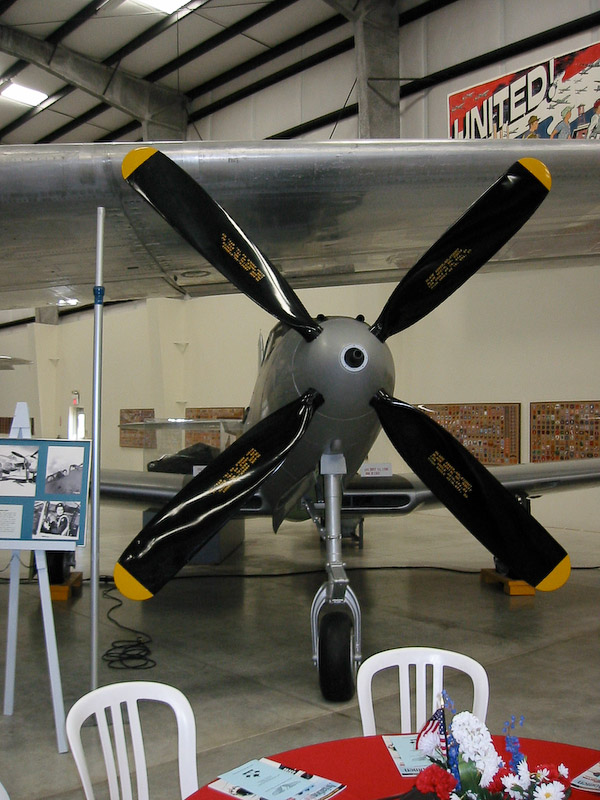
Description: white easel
xmin=2 ymin=404 xmax=72 ymax=753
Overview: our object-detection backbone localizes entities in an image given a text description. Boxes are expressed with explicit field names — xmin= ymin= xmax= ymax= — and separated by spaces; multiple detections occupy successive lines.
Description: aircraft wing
xmin=1 ymin=139 xmax=598 ymax=311
xmin=100 ymin=457 xmax=600 ymax=516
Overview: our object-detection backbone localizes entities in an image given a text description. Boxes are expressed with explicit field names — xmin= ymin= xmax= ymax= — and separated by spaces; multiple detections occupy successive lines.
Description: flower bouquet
xmin=400 ymin=701 xmax=571 ymax=800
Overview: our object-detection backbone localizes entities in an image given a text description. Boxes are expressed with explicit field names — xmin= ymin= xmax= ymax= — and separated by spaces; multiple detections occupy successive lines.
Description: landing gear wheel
xmin=318 ymin=611 xmax=355 ymax=702
xmin=46 ymin=551 xmax=72 ymax=584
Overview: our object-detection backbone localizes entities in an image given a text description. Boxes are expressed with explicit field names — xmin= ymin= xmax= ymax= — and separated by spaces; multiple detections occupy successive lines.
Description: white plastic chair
xmin=0 ymin=780 xmax=10 ymax=800
xmin=66 ymin=680 xmax=199 ymax=800
xmin=356 ymin=646 xmax=489 ymax=735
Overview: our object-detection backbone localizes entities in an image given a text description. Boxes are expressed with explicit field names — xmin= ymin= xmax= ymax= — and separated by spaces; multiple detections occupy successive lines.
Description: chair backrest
xmin=66 ymin=680 xmax=199 ymax=800
xmin=356 ymin=646 xmax=489 ymax=735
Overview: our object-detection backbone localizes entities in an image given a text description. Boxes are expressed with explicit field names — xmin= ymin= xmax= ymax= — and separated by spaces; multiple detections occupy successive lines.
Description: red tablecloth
xmin=188 ymin=735 xmax=599 ymax=800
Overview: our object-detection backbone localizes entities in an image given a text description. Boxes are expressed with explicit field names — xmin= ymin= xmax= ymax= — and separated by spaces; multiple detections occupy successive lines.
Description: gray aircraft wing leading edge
xmin=0 ymin=139 xmax=598 ymax=312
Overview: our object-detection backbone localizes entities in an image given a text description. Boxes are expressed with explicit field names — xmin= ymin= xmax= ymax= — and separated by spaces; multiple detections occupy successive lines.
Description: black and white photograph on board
xmin=0 ymin=444 xmax=38 ymax=496
xmin=44 ymin=445 xmax=85 ymax=494
xmin=33 ymin=500 xmax=81 ymax=540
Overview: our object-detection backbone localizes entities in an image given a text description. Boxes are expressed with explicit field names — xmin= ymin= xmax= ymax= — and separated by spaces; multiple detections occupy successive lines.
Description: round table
xmin=187 ymin=735 xmax=599 ymax=800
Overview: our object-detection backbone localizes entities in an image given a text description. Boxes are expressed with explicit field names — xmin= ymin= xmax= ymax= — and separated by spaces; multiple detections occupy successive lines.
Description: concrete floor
xmin=1 ymin=502 xmax=599 ymax=799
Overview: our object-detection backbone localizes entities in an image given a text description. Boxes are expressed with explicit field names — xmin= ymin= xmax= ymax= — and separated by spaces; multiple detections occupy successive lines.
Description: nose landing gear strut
xmin=306 ymin=454 xmax=362 ymax=701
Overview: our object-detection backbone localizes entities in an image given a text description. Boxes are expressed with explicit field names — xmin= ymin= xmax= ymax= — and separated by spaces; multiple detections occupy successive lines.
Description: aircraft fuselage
xmin=244 ymin=316 xmax=395 ymax=525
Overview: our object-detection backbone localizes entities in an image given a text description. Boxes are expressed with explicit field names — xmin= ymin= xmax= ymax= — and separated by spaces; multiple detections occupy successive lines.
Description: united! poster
xmin=448 ymin=40 xmax=600 ymax=140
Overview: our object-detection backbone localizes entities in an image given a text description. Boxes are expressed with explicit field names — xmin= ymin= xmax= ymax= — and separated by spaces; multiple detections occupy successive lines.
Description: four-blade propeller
xmin=116 ymin=149 xmax=569 ymax=600
xmin=115 ymin=390 xmax=322 ymax=599
xmin=122 ymin=148 xmax=321 ymax=341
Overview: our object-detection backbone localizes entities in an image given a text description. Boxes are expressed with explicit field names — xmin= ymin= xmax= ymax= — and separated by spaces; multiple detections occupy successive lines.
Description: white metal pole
xmin=91 ymin=206 xmax=105 ymax=689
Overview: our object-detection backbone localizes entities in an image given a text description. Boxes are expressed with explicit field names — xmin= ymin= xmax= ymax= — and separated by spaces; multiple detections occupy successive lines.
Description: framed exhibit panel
xmin=421 ymin=403 xmax=520 ymax=465
xmin=119 ymin=408 xmax=156 ymax=448
xmin=0 ymin=439 xmax=91 ymax=547
xmin=530 ymin=401 xmax=600 ymax=461
xmin=184 ymin=407 xmax=245 ymax=449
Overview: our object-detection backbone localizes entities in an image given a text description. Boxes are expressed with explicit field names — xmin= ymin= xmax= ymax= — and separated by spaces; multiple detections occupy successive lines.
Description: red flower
xmin=487 ymin=766 xmax=512 ymax=794
xmin=416 ymin=765 xmax=458 ymax=800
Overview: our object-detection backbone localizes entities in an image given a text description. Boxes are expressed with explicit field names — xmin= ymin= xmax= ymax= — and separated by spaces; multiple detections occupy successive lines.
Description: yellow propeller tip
xmin=113 ymin=563 xmax=154 ymax=601
xmin=534 ymin=554 xmax=571 ymax=592
xmin=518 ymin=157 xmax=552 ymax=191
xmin=122 ymin=147 xmax=158 ymax=180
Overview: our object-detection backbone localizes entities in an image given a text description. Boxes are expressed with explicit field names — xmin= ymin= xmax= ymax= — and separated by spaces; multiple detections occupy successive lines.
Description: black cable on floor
xmin=101 ymin=585 xmax=156 ymax=670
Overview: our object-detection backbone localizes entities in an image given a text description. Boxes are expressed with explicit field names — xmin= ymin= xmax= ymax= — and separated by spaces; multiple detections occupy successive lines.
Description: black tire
xmin=318 ymin=611 xmax=355 ymax=701
xmin=47 ymin=551 xmax=70 ymax=585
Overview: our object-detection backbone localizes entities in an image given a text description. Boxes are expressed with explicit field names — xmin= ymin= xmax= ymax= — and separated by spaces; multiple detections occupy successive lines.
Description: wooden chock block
xmin=480 ymin=568 xmax=535 ymax=596
xmin=50 ymin=571 xmax=83 ymax=601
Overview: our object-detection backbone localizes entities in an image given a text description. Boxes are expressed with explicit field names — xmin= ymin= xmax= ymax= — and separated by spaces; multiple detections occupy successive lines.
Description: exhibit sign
xmin=448 ymin=40 xmax=600 ymax=139
xmin=421 ymin=403 xmax=520 ymax=465
xmin=530 ymin=402 xmax=600 ymax=462
xmin=0 ymin=438 xmax=91 ymax=546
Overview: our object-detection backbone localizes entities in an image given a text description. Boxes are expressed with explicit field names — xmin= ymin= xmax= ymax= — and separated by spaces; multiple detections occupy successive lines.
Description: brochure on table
xmin=573 ymin=761 xmax=600 ymax=793
xmin=0 ymin=438 xmax=91 ymax=548
xmin=384 ymin=734 xmax=432 ymax=776
xmin=211 ymin=758 xmax=345 ymax=800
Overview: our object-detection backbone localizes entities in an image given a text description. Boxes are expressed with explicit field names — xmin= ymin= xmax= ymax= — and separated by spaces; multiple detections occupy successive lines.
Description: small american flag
xmin=415 ymin=707 xmax=448 ymax=758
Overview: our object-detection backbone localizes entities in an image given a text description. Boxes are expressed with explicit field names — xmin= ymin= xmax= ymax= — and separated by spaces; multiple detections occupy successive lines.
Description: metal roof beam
xmin=0 ymin=22 xmax=188 ymax=139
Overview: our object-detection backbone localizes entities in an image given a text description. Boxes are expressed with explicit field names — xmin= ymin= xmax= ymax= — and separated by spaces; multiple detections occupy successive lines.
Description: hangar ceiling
xmin=0 ymin=0 xmax=424 ymax=144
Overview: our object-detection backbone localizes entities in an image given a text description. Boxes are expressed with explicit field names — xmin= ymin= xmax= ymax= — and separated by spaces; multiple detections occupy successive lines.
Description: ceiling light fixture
xmin=1 ymin=83 xmax=48 ymax=106
xmin=138 ymin=0 xmax=188 ymax=13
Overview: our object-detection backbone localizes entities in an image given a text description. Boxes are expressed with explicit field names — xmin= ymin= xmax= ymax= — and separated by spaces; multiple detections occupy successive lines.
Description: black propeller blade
xmin=370 ymin=158 xmax=551 ymax=341
xmin=371 ymin=390 xmax=570 ymax=591
xmin=114 ymin=389 xmax=323 ymax=600
xmin=122 ymin=147 xmax=321 ymax=341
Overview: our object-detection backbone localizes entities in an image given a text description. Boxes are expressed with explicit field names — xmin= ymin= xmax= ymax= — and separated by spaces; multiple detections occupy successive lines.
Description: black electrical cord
xmin=101 ymin=585 xmax=156 ymax=670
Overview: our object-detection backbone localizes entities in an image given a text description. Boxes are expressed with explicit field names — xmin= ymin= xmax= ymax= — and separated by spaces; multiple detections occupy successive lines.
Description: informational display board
xmin=184 ymin=406 xmax=245 ymax=448
xmin=530 ymin=401 xmax=600 ymax=462
xmin=0 ymin=438 xmax=91 ymax=547
xmin=422 ymin=403 xmax=520 ymax=465
xmin=119 ymin=408 xmax=156 ymax=448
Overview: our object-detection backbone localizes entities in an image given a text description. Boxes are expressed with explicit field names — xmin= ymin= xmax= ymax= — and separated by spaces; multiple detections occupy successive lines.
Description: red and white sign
xmin=448 ymin=40 xmax=600 ymax=140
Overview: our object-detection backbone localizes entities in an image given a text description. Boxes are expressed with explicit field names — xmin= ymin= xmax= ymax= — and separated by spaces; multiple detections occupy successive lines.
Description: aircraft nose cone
xmin=292 ymin=317 xmax=395 ymax=419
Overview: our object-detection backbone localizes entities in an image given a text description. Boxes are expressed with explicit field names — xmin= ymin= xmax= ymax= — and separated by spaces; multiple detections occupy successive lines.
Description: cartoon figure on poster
xmin=448 ymin=40 xmax=600 ymax=140
xmin=587 ymin=99 xmax=600 ymax=139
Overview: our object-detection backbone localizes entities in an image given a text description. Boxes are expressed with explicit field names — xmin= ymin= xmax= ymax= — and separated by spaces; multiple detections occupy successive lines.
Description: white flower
xmin=502 ymin=773 xmax=524 ymax=799
xmin=533 ymin=781 xmax=567 ymax=800
xmin=558 ymin=764 xmax=569 ymax=779
xmin=416 ymin=731 xmax=441 ymax=758
xmin=450 ymin=711 xmax=502 ymax=786
xmin=517 ymin=760 xmax=532 ymax=790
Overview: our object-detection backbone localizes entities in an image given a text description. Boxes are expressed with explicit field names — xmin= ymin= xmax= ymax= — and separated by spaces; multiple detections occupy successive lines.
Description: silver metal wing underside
xmin=0 ymin=139 xmax=598 ymax=312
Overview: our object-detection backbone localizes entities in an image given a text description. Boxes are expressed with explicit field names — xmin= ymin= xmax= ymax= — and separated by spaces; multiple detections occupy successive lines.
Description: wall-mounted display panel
xmin=530 ymin=401 xmax=600 ymax=462
xmin=421 ymin=403 xmax=520 ymax=465
xmin=184 ymin=407 xmax=244 ymax=449
xmin=448 ymin=40 xmax=600 ymax=139
xmin=119 ymin=408 xmax=156 ymax=449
